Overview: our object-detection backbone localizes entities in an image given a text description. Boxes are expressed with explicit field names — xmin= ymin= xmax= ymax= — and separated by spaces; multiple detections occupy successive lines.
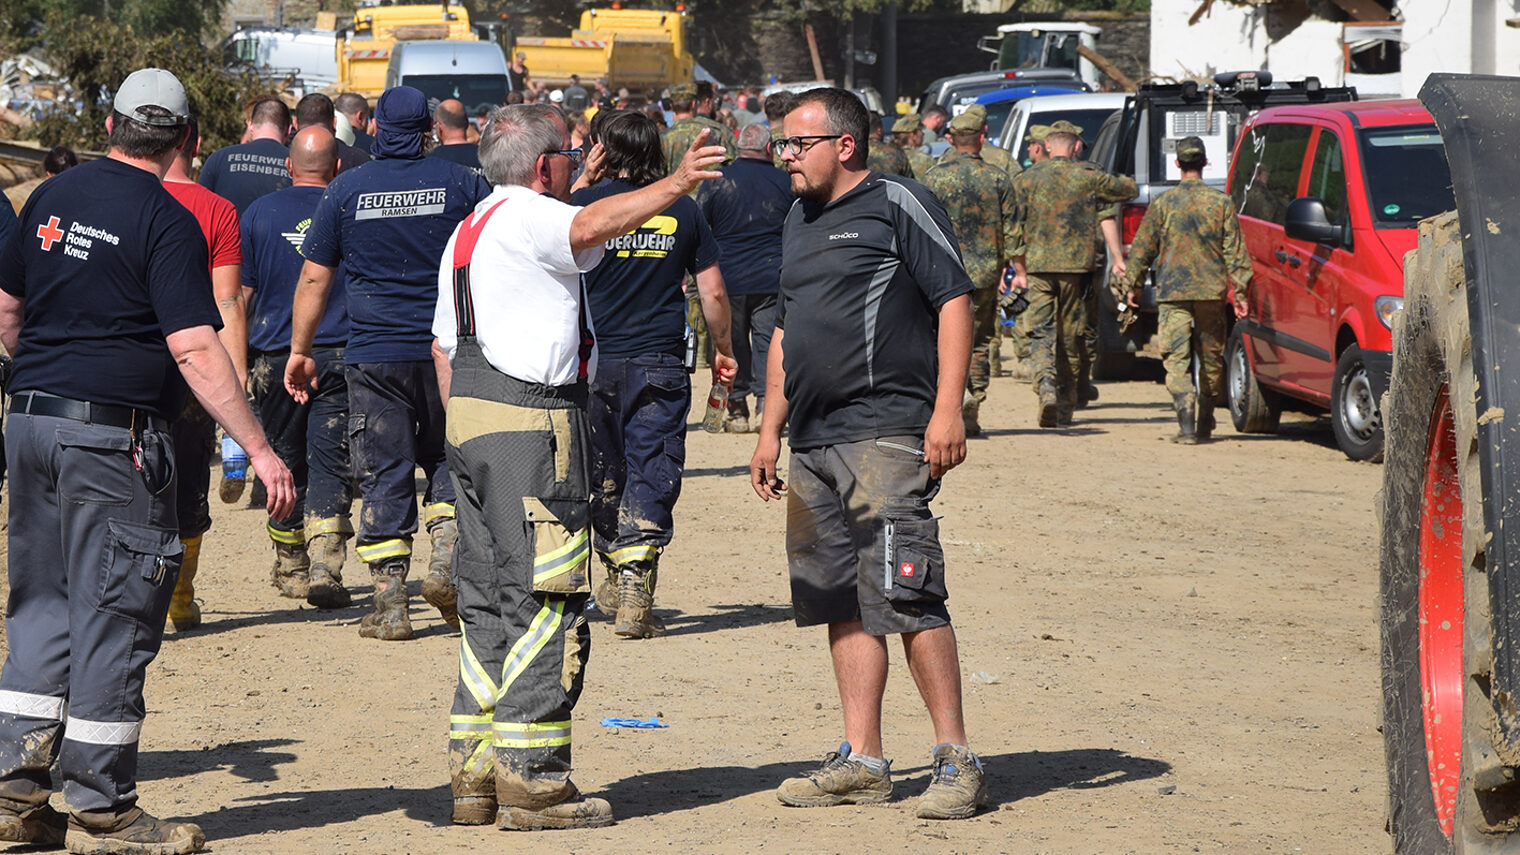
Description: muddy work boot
xmin=0 ymin=803 xmax=65 ymax=845
xmin=498 ymin=785 xmax=614 ymax=831
xmin=422 ymin=519 xmax=459 ymax=628
xmin=305 ymin=532 xmax=353 ymax=609
xmin=725 ymin=397 xmax=752 ymax=434
xmin=915 ymin=743 xmax=988 ymax=819
xmin=1077 ymin=380 xmax=1100 ymax=408
xmin=1196 ymin=393 xmax=1217 ymax=442
xmin=776 ymin=742 xmax=893 ymax=807
xmin=270 ymin=540 xmax=311 ymax=599
xmin=167 ymin=534 xmax=202 ymax=632
xmin=614 ymin=563 xmax=665 ymax=639
xmin=961 ymin=392 xmax=982 ymax=438
xmin=359 ymin=558 xmax=413 ymax=641
xmin=594 ymin=561 xmax=620 ymax=619
xmin=65 ymin=806 xmax=205 ymax=855
xmin=1171 ymin=392 xmax=1198 ymax=445
xmin=1036 ymin=380 xmax=1059 ymax=428
xmin=1057 ymin=386 xmax=1077 ymax=428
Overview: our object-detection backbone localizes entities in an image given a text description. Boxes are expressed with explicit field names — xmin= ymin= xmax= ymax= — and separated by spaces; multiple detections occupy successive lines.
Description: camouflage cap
xmin=670 ymin=82 xmax=698 ymax=100
xmin=947 ymin=105 xmax=987 ymax=135
xmin=1025 ymin=124 xmax=1052 ymax=143
xmin=892 ymin=112 xmax=923 ymax=133
xmin=1048 ymin=119 xmax=1084 ymax=136
xmin=1175 ymin=135 xmax=1207 ymax=162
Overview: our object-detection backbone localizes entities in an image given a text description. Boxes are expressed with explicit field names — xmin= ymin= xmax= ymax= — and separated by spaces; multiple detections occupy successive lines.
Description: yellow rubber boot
xmin=167 ymin=535 xmax=202 ymax=632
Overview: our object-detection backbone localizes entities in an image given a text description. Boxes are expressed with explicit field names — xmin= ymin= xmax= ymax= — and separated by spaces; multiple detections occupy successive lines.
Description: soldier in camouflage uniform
xmin=1011 ymin=127 xmax=1137 ymax=428
xmin=1120 ymin=136 xmax=1252 ymax=443
xmin=1005 ymin=124 xmax=1055 ymax=378
xmin=1054 ymin=120 xmax=1125 ymax=408
xmin=764 ymin=91 xmax=796 ymax=170
xmin=922 ymin=108 xmax=1017 ymax=437
xmin=938 ymin=105 xmax=1019 ymax=178
xmin=892 ymin=113 xmax=936 ymax=179
xmin=867 ymin=114 xmax=913 ymax=177
xmin=664 ymin=81 xmax=736 ymax=369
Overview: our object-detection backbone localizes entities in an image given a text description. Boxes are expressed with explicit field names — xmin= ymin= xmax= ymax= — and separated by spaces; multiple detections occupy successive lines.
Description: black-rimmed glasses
xmin=771 ymin=135 xmax=844 ymax=157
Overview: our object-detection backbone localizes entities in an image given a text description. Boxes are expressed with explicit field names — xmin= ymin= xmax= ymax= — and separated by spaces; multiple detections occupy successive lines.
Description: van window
xmin=1358 ymin=125 xmax=1454 ymax=226
xmin=1231 ymin=123 xmax=1310 ymax=225
xmin=1306 ymin=130 xmax=1347 ymax=225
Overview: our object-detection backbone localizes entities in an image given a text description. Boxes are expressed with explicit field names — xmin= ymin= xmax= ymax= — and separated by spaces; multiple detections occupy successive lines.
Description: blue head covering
xmin=370 ymin=86 xmax=431 ymax=159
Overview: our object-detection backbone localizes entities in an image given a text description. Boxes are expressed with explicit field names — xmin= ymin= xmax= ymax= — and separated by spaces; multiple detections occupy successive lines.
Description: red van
xmin=1225 ymin=100 xmax=1453 ymax=460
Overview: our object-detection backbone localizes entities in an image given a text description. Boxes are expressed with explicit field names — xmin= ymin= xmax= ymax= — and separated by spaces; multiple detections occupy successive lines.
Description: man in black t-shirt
xmin=294 ymin=92 xmax=370 ymax=175
xmin=427 ymin=99 xmax=483 ymax=177
xmin=198 ymin=97 xmax=293 ymax=215
xmin=749 ymin=88 xmax=987 ymax=821
xmin=0 ymin=68 xmax=295 ymax=853
xmin=570 ymin=111 xmax=735 ymax=639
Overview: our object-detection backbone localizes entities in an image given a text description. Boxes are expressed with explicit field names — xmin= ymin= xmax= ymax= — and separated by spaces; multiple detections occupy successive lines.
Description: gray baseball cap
xmin=113 ymin=68 xmax=189 ymax=127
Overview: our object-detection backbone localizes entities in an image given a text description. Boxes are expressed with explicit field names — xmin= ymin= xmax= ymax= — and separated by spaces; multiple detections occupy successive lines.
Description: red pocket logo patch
xmin=898 ymin=561 xmax=916 ymax=578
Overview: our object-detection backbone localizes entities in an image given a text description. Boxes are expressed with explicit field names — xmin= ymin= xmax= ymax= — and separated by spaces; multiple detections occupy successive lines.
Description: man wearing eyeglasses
xmin=750 ymin=87 xmax=986 ymax=820
xmin=431 ymin=103 xmax=728 ymax=830
xmin=286 ymin=85 xmax=490 ymax=641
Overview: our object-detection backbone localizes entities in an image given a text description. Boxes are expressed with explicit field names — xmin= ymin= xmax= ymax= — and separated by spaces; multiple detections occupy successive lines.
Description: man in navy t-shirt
xmin=242 ymin=126 xmax=358 ymax=612
xmin=427 ymin=99 xmax=483 ymax=177
xmin=0 ymin=68 xmax=294 ymax=852
xmin=696 ymin=122 xmax=792 ymax=432
xmin=569 ymin=111 xmax=735 ymax=639
xmin=197 ymin=97 xmax=293 ymax=215
xmin=288 ymin=85 xmax=489 ymax=642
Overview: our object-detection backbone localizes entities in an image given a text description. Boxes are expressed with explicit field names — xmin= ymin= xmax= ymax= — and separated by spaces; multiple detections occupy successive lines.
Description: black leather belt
xmin=9 ymin=392 xmax=168 ymax=432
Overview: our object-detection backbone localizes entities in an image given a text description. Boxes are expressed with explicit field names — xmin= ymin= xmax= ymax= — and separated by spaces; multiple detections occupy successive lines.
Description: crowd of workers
xmin=0 ymin=64 xmax=1249 ymax=853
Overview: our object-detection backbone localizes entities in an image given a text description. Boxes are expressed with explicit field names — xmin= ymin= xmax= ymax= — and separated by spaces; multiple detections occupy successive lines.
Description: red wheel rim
xmin=1418 ymin=385 xmax=1464 ymax=838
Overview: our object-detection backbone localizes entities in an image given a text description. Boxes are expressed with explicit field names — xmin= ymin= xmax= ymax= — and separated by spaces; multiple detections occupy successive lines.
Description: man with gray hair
xmin=431 ymin=103 xmax=727 ymax=831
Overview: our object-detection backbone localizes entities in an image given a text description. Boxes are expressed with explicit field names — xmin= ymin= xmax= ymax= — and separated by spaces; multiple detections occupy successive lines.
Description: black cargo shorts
xmin=785 ymin=435 xmax=951 ymax=636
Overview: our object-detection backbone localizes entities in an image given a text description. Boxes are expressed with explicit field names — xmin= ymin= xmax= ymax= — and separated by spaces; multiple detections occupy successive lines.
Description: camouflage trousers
xmin=1159 ymin=300 xmax=1229 ymax=399
xmin=1079 ymin=272 xmax=1099 ymax=384
xmin=967 ymin=287 xmax=998 ymax=404
xmin=1010 ymin=305 xmax=1031 ymax=361
xmin=1026 ymin=273 xmax=1085 ymax=397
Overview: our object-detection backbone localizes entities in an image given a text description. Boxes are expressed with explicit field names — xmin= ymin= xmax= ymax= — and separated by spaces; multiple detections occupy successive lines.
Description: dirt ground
xmin=0 ymin=361 xmax=1387 ymax=854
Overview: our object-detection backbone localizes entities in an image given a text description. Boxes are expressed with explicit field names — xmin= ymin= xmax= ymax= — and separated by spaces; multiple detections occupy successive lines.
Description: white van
xmin=385 ymin=41 xmax=511 ymax=116
xmin=224 ymin=27 xmax=339 ymax=91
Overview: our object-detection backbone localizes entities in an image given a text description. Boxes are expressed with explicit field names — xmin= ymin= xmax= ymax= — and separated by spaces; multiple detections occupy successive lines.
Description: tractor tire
xmin=1226 ymin=325 xmax=1280 ymax=434
xmin=1380 ymin=211 xmax=1520 ymax=853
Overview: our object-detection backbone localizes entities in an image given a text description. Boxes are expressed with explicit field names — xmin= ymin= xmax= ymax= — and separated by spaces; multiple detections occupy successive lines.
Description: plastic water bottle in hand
xmin=219 ymin=434 xmax=248 ymax=504
xmin=701 ymin=384 xmax=729 ymax=433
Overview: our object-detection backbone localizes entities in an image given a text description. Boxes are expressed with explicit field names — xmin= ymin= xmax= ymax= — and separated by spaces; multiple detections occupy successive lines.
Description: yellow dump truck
xmin=513 ymin=7 xmax=694 ymax=92
xmin=336 ymin=1 xmax=480 ymax=97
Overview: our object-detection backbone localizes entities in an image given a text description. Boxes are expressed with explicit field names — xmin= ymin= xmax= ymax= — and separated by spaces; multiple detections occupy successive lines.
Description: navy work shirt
xmin=197 ymin=138 xmax=293 ymax=215
xmin=427 ymin=143 xmax=483 ymax=178
xmin=300 ymin=156 xmax=489 ymax=364
xmin=0 ymin=158 xmax=221 ymax=420
xmin=242 ymin=184 xmax=349 ymax=352
xmin=570 ymin=178 xmax=721 ymax=360
xmin=696 ymin=156 xmax=791 ymax=297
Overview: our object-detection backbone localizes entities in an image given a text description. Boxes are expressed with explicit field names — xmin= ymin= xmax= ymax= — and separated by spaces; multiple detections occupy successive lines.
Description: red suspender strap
xmin=451 ymin=200 xmax=507 ymax=338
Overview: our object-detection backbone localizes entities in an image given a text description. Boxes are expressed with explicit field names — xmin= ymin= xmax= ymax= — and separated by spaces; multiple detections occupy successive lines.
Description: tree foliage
xmin=31 ymin=10 xmax=276 ymax=153
xmin=0 ymin=0 xmax=228 ymax=46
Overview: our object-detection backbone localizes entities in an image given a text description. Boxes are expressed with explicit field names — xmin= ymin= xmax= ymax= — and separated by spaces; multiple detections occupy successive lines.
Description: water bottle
xmin=701 ymin=383 xmax=729 ymax=433
xmin=219 ymin=435 xmax=248 ymax=504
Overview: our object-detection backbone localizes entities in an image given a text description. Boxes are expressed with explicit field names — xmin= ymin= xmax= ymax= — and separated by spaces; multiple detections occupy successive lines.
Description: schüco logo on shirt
xmin=281 ymin=217 xmax=311 ymax=250
xmin=355 ymin=188 xmax=448 ymax=221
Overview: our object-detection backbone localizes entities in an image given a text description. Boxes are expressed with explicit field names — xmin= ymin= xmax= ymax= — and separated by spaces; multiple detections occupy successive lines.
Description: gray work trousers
xmin=0 ymin=411 xmax=182 ymax=816
xmin=444 ymin=339 xmax=592 ymax=811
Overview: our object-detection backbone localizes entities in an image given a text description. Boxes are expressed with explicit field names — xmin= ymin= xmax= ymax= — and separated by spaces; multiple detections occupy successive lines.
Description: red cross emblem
xmin=36 ymin=216 xmax=63 ymax=252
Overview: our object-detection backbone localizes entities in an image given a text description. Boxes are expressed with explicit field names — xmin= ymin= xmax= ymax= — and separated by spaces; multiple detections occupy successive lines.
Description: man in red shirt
xmin=160 ymin=113 xmax=247 ymax=631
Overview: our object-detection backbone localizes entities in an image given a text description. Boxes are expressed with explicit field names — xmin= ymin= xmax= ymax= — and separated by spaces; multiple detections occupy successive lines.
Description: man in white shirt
xmin=431 ymin=103 xmax=725 ymax=832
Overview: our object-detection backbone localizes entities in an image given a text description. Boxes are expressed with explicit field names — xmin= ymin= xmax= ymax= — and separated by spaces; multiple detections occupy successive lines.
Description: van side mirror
xmin=1285 ymin=196 xmax=1343 ymax=246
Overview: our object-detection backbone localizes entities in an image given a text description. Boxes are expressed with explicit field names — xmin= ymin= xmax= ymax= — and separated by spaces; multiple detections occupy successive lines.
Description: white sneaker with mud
xmin=915 ymin=743 xmax=987 ymax=819
xmin=776 ymin=742 xmax=892 ymax=807
xmin=65 ymin=807 xmax=205 ymax=855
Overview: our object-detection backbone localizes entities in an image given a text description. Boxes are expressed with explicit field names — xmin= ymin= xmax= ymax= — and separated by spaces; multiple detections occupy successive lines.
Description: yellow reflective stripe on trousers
xmin=533 ymin=529 xmax=590 ymax=586
xmin=354 ymin=538 xmax=411 ymax=562
xmin=422 ymin=502 xmax=456 ymax=527
xmin=457 ymin=625 xmax=500 ymax=714
xmin=608 ymin=543 xmax=658 ymax=565
xmin=492 ymin=720 xmax=571 ymax=748
xmin=266 ymin=523 xmax=304 ymax=545
xmin=304 ymin=516 xmax=353 ymax=537
xmin=448 ymin=713 xmax=493 ymax=741
xmin=497 ymin=600 xmax=564 ymax=701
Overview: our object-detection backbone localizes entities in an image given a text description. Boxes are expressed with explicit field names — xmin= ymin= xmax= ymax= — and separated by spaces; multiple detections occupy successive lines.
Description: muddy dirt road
xmin=0 ymin=367 xmax=1386 ymax=854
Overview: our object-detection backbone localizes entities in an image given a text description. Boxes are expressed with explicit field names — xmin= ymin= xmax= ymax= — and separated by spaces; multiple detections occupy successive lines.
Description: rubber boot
xmin=594 ymin=558 xmax=620 ymax=619
xmin=1172 ymin=392 xmax=1198 ymax=445
xmin=961 ymin=392 xmax=982 ymax=438
xmin=359 ymin=557 xmax=413 ymax=641
xmin=166 ymin=535 xmax=202 ymax=632
xmin=270 ymin=540 xmax=310 ymax=599
xmin=1197 ymin=392 xmax=1216 ymax=442
xmin=614 ymin=562 xmax=666 ymax=639
xmin=1037 ymin=380 xmax=1059 ymax=428
xmin=306 ymin=532 xmax=353 ymax=609
xmin=422 ymin=519 xmax=459 ymax=628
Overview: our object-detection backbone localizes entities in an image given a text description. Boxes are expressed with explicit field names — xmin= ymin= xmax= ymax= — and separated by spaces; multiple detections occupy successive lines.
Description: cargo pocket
xmin=882 ymin=513 xmax=948 ymax=606
xmin=98 ymin=520 xmax=183 ymax=621
xmin=57 ymin=428 xmax=134 ymax=505
xmin=523 ymin=498 xmax=592 ymax=594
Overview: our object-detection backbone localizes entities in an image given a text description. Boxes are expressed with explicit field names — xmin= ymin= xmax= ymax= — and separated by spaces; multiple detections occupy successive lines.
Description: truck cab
xmin=977 ymin=23 xmax=1101 ymax=88
xmin=337 ymin=1 xmax=476 ymax=97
